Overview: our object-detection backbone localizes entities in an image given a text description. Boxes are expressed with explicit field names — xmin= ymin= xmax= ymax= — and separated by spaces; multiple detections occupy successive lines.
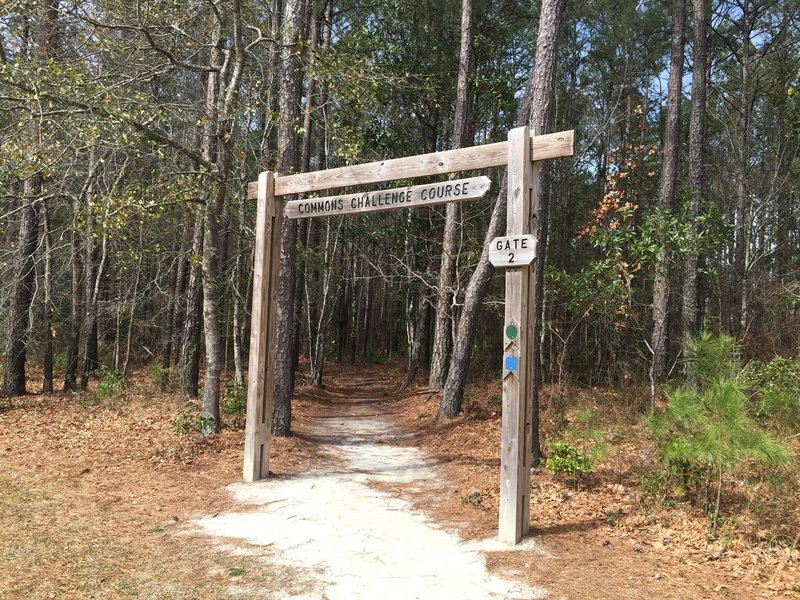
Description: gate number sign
xmin=489 ymin=234 xmax=537 ymax=268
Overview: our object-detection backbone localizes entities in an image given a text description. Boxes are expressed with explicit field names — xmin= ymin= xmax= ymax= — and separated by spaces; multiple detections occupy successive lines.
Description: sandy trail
xmin=192 ymin=391 xmax=547 ymax=599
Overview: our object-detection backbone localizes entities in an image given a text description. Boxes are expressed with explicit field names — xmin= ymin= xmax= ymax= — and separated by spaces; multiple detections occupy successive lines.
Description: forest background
xmin=1 ymin=0 xmax=798 ymax=467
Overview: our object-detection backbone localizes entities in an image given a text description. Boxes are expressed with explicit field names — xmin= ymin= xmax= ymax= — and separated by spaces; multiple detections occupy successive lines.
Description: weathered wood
xmin=284 ymin=176 xmax=490 ymax=219
xmin=243 ymin=172 xmax=282 ymax=482
xmin=245 ymin=130 xmax=574 ymax=199
xmin=499 ymin=126 xmax=534 ymax=544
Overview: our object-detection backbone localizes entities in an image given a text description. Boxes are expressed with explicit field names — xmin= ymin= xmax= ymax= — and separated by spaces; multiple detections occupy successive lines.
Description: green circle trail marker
xmin=505 ymin=324 xmax=518 ymax=340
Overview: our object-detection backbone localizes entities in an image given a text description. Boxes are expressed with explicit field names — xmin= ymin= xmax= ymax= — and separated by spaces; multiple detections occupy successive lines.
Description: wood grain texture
xmin=243 ymin=172 xmax=282 ymax=482
xmin=245 ymin=130 xmax=574 ymax=199
xmin=499 ymin=127 xmax=534 ymax=544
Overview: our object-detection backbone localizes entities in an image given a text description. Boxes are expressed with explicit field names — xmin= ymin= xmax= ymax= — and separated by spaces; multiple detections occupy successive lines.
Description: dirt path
xmin=191 ymin=380 xmax=547 ymax=599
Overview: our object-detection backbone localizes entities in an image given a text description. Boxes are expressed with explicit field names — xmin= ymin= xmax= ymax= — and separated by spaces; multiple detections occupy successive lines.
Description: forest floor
xmin=1 ymin=362 xmax=798 ymax=599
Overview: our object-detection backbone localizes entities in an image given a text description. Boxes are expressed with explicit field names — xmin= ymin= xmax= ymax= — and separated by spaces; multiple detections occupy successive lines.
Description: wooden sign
xmin=284 ymin=176 xmax=491 ymax=219
xmin=489 ymin=234 xmax=537 ymax=268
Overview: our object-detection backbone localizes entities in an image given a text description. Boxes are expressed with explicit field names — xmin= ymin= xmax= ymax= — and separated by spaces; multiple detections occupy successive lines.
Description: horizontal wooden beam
xmin=246 ymin=129 xmax=573 ymax=199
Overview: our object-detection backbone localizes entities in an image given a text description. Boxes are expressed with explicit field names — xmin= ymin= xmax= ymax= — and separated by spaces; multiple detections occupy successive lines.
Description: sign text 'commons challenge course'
xmin=284 ymin=176 xmax=491 ymax=219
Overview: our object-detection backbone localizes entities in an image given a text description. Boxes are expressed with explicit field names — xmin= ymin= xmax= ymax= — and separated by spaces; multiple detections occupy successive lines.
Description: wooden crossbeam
xmin=246 ymin=130 xmax=573 ymax=199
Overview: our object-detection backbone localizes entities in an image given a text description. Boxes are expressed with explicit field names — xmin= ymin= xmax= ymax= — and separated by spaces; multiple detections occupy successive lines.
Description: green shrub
xmin=741 ymin=356 xmax=800 ymax=429
xmin=544 ymin=407 xmax=609 ymax=481
xmin=147 ymin=362 xmax=171 ymax=390
xmin=646 ymin=332 xmax=792 ymax=537
xmin=223 ymin=381 xmax=247 ymax=428
xmin=173 ymin=402 xmax=202 ymax=435
xmin=544 ymin=440 xmax=593 ymax=478
xmin=86 ymin=365 xmax=127 ymax=405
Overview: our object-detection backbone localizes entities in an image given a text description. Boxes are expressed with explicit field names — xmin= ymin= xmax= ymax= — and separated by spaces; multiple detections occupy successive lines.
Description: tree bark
xmin=42 ymin=201 xmax=54 ymax=393
xmin=2 ymin=175 xmax=41 ymax=396
xmin=733 ymin=1 xmax=752 ymax=336
xmin=681 ymin=0 xmax=709 ymax=360
xmin=439 ymin=0 xmax=566 ymax=429
xmin=272 ymin=0 xmax=307 ymax=436
xmin=650 ymin=0 xmax=685 ymax=394
xmin=179 ymin=206 xmax=204 ymax=398
xmin=429 ymin=0 xmax=475 ymax=390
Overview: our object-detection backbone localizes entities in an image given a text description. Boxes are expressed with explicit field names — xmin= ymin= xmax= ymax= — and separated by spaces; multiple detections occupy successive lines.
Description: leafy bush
xmin=543 ymin=440 xmax=593 ymax=478
xmin=223 ymin=381 xmax=247 ymax=428
xmin=544 ymin=407 xmax=609 ymax=481
xmin=646 ymin=332 xmax=792 ymax=537
xmin=147 ymin=362 xmax=171 ymax=391
xmin=173 ymin=402 xmax=202 ymax=435
xmin=741 ymin=356 xmax=800 ymax=429
xmin=86 ymin=365 xmax=127 ymax=405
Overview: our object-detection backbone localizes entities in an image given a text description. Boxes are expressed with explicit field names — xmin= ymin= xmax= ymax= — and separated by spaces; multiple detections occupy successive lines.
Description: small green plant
xmin=416 ymin=411 xmax=430 ymax=420
xmin=223 ymin=381 xmax=247 ymax=428
xmin=741 ymin=355 xmax=800 ymax=429
xmin=543 ymin=440 xmax=592 ymax=478
xmin=96 ymin=366 xmax=126 ymax=397
xmin=147 ymin=362 xmax=171 ymax=391
xmin=647 ymin=332 xmax=792 ymax=538
xmin=173 ymin=402 xmax=202 ymax=435
xmin=227 ymin=567 xmax=245 ymax=577
xmin=636 ymin=467 xmax=671 ymax=505
xmin=200 ymin=415 xmax=217 ymax=435
xmin=487 ymin=394 xmax=502 ymax=413
xmin=461 ymin=490 xmax=483 ymax=507
xmin=604 ymin=508 xmax=623 ymax=527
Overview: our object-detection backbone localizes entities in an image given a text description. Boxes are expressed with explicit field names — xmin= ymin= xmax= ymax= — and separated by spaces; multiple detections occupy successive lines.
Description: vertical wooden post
xmin=243 ymin=171 xmax=282 ymax=482
xmin=499 ymin=127 xmax=534 ymax=543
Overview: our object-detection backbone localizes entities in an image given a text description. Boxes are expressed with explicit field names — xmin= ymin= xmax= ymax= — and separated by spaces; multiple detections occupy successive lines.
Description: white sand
xmin=193 ymin=408 xmax=546 ymax=599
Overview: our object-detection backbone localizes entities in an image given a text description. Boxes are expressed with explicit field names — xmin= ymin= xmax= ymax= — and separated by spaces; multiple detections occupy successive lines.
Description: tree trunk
xmin=42 ymin=200 xmax=54 ymax=393
xmin=201 ymin=180 xmax=225 ymax=433
xmin=79 ymin=192 xmax=106 ymax=392
xmin=733 ymin=1 xmax=752 ymax=336
xmin=272 ymin=0 xmax=307 ymax=436
xmin=2 ymin=1 xmax=58 ymax=397
xmin=64 ymin=214 xmax=82 ymax=391
xmin=232 ymin=199 xmax=247 ymax=387
xmin=2 ymin=175 xmax=41 ymax=396
xmin=439 ymin=0 xmax=567 ymax=433
xmin=429 ymin=0 xmax=475 ymax=390
xmin=179 ymin=206 xmax=204 ymax=398
xmin=121 ymin=229 xmax=144 ymax=376
xmin=160 ymin=222 xmax=189 ymax=389
xmin=650 ymin=0 xmax=685 ymax=395
xmin=681 ymin=0 xmax=709 ymax=361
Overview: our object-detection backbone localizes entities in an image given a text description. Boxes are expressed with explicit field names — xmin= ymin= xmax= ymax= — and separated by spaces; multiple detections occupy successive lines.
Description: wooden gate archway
xmin=243 ymin=126 xmax=573 ymax=544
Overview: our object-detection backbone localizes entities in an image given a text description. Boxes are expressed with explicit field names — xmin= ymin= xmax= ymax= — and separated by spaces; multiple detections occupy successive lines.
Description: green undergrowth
xmin=645 ymin=333 xmax=794 ymax=538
